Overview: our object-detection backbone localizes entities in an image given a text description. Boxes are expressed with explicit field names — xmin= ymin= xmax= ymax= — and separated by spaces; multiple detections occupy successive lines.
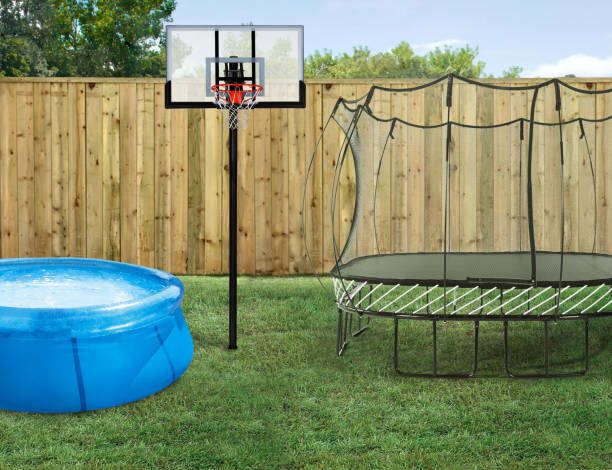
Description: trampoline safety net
xmin=303 ymin=74 xmax=612 ymax=377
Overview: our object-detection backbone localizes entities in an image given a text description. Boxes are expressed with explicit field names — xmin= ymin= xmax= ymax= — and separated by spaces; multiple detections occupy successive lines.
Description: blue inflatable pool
xmin=0 ymin=258 xmax=193 ymax=413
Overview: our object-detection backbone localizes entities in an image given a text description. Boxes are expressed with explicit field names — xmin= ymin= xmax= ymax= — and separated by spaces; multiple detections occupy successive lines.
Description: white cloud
xmin=524 ymin=54 xmax=612 ymax=78
xmin=412 ymin=39 xmax=467 ymax=54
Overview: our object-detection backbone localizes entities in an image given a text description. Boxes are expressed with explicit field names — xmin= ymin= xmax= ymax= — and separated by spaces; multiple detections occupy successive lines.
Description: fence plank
xmin=16 ymin=83 xmax=34 ymax=257
xmin=476 ymin=85 xmax=494 ymax=251
xmin=288 ymin=105 xmax=306 ymax=273
xmin=254 ymin=108 xmax=272 ymax=274
xmin=238 ymin=112 xmax=256 ymax=274
xmin=204 ymin=108 xmax=224 ymax=274
xmin=493 ymin=88 xmax=512 ymax=251
xmin=137 ymin=83 xmax=156 ymax=267
xmin=459 ymin=83 xmax=477 ymax=252
xmin=270 ymin=108 xmax=289 ymax=273
xmin=424 ymin=83 xmax=444 ymax=252
xmin=120 ymin=83 xmax=138 ymax=264
xmin=188 ymin=109 xmax=206 ymax=274
xmin=51 ymin=83 xmax=69 ymax=257
xmin=154 ymin=83 xmax=172 ymax=271
xmin=0 ymin=84 xmax=18 ymax=258
xmin=172 ymin=109 xmax=189 ymax=274
xmin=68 ymin=83 xmax=87 ymax=257
xmin=102 ymin=83 xmax=121 ymax=261
xmin=86 ymin=83 xmax=103 ymax=258
xmin=303 ymin=84 xmax=323 ymax=273
xmin=33 ymin=83 xmax=52 ymax=257
xmin=596 ymin=83 xmax=612 ymax=253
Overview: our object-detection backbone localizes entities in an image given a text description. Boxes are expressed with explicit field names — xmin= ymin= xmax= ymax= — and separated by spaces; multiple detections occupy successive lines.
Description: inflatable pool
xmin=0 ymin=258 xmax=193 ymax=413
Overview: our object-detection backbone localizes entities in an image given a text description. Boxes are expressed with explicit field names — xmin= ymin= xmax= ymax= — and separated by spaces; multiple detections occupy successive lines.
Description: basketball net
xmin=211 ymin=83 xmax=263 ymax=130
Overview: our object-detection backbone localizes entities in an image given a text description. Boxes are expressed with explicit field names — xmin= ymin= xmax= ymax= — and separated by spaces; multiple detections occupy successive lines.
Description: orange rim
xmin=211 ymin=83 xmax=263 ymax=105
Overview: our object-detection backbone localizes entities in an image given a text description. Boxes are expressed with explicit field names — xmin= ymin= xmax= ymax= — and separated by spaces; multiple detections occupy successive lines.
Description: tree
xmin=51 ymin=0 xmax=176 ymax=77
xmin=0 ymin=0 xmax=176 ymax=77
xmin=0 ymin=0 xmax=58 ymax=76
xmin=304 ymin=42 xmax=520 ymax=79
xmin=501 ymin=66 xmax=523 ymax=78
xmin=425 ymin=45 xmax=485 ymax=78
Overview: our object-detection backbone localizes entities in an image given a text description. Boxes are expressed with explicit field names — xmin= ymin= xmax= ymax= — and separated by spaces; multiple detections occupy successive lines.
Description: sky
xmin=171 ymin=0 xmax=612 ymax=78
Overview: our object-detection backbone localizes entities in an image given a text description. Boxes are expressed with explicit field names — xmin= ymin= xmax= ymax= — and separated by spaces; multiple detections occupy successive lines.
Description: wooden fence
xmin=0 ymin=78 xmax=611 ymax=275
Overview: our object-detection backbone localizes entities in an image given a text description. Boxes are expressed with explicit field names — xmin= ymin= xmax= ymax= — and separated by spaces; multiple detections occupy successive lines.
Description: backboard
xmin=165 ymin=25 xmax=305 ymax=108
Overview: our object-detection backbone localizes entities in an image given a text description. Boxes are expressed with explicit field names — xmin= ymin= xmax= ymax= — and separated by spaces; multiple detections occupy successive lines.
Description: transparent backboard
xmin=166 ymin=25 xmax=305 ymax=108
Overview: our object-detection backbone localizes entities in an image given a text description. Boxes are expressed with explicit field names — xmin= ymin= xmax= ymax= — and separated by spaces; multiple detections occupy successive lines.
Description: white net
xmin=212 ymin=84 xmax=262 ymax=129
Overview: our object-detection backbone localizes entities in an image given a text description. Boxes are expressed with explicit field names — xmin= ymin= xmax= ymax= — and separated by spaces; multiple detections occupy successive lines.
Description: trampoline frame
xmin=333 ymin=275 xmax=610 ymax=377
xmin=304 ymin=74 xmax=612 ymax=378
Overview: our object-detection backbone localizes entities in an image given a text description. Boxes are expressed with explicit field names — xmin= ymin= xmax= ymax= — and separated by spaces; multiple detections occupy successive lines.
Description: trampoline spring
xmin=596 ymin=286 xmax=612 ymax=313
xmin=414 ymin=286 xmax=458 ymax=314
xmin=395 ymin=285 xmax=439 ymax=314
xmin=379 ymin=284 xmax=420 ymax=312
xmin=354 ymin=282 xmax=383 ymax=308
xmin=564 ymin=284 xmax=607 ymax=315
xmin=365 ymin=283 xmax=400 ymax=311
xmin=430 ymin=286 xmax=479 ymax=315
xmin=541 ymin=285 xmax=587 ymax=315
xmin=579 ymin=284 xmax=609 ymax=314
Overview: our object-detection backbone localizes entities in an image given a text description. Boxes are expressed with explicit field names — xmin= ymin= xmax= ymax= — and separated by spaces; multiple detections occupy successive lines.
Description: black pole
xmin=229 ymin=109 xmax=238 ymax=349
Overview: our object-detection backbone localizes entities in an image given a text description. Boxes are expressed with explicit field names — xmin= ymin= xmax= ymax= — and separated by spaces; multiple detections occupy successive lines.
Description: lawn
xmin=0 ymin=276 xmax=610 ymax=469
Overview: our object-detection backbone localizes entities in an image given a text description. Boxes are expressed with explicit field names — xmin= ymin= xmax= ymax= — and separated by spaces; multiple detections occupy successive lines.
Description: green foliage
xmin=425 ymin=45 xmax=485 ymax=78
xmin=0 ymin=0 xmax=175 ymax=77
xmin=0 ymin=0 xmax=58 ymax=76
xmin=305 ymin=42 xmax=519 ymax=79
xmin=502 ymin=65 xmax=523 ymax=78
xmin=0 ymin=38 xmax=31 ymax=76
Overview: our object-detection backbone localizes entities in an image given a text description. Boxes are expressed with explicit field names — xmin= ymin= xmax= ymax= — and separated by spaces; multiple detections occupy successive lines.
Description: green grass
xmin=0 ymin=276 xmax=610 ymax=469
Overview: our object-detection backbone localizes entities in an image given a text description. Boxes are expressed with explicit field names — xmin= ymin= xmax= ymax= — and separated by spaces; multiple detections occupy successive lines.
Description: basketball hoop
xmin=211 ymin=83 xmax=263 ymax=129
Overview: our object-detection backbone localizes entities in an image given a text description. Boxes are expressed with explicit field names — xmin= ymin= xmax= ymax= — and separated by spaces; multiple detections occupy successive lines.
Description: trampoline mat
xmin=331 ymin=252 xmax=612 ymax=287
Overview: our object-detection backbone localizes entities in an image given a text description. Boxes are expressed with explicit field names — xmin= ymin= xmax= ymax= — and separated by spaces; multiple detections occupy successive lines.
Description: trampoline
xmin=0 ymin=258 xmax=193 ymax=412
xmin=304 ymin=74 xmax=612 ymax=377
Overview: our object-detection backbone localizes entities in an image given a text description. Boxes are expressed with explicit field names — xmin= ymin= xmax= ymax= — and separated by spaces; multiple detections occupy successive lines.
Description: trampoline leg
xmin=471 ymin=321 xmax=480 ymax=377
xmin=393 ymin=317 xmax=478 ymax=378
xmin=504 ymin=319 xmax=589 ymax=378
xmin=432 ymin=320 xmax=437 ymax=375
xmin=351 ymin=314 xmax=371 ymax=337
xmin=336 ymin=308 xmax=347 ymax=356
xmin=337 ymin=309 xmax=371 ymax=357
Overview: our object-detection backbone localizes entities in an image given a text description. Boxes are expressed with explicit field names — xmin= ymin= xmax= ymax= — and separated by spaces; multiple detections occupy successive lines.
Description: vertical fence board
xmin=459 ymin=83 xmax=477 ymax=252
xmin=493 ymin=88 xmax=512 ymax=251
xmin=68 ymin=83 xmax=87 ymax=257
xmin=172 ymin=109 xmax=189 ymax=274
xmin=51 ymin=83 xmax=69 ymax=257
xmin=86 ymin=83 xmax=103 ymax=258
xmin=102 ymin=84 xmax=121 ymax=261
xmin=476 ymin=86 xmax=494 ymax=251
xmin=288 ymin=105 xmax=306 ymax=273
xmin=270 ymin=108 xmax=289 ymax=273
xmin=424 ymin=83 xmax=444 ymax=252
xmin=254 ymin=108 xmax=272 ymax=274
xmin=16 ymin=83 xmax=34 ymax=257
xmin=33 ymin=83 xmax=52 ymax=257
xmin=204 ymin=108 xmax=224 ymax=273
xmin=0 ymin=84 xmax=18 ymax=257
xmin=137 ymin=83 xmax=156 ymax=267
xmin=188 ymin=109 xmax=206 ymax=274
xmin=303 ymin=84 xmax=323 ymax=273
xmin=596 ymin=83 xmax=612 ymax=254
xmin=154 ymin=83 xmax=172 ymax=271
xmin=120 ymin=83 xmax=138 ymax=264
xmin=238 ymin=112 xmax=256 ymax=274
